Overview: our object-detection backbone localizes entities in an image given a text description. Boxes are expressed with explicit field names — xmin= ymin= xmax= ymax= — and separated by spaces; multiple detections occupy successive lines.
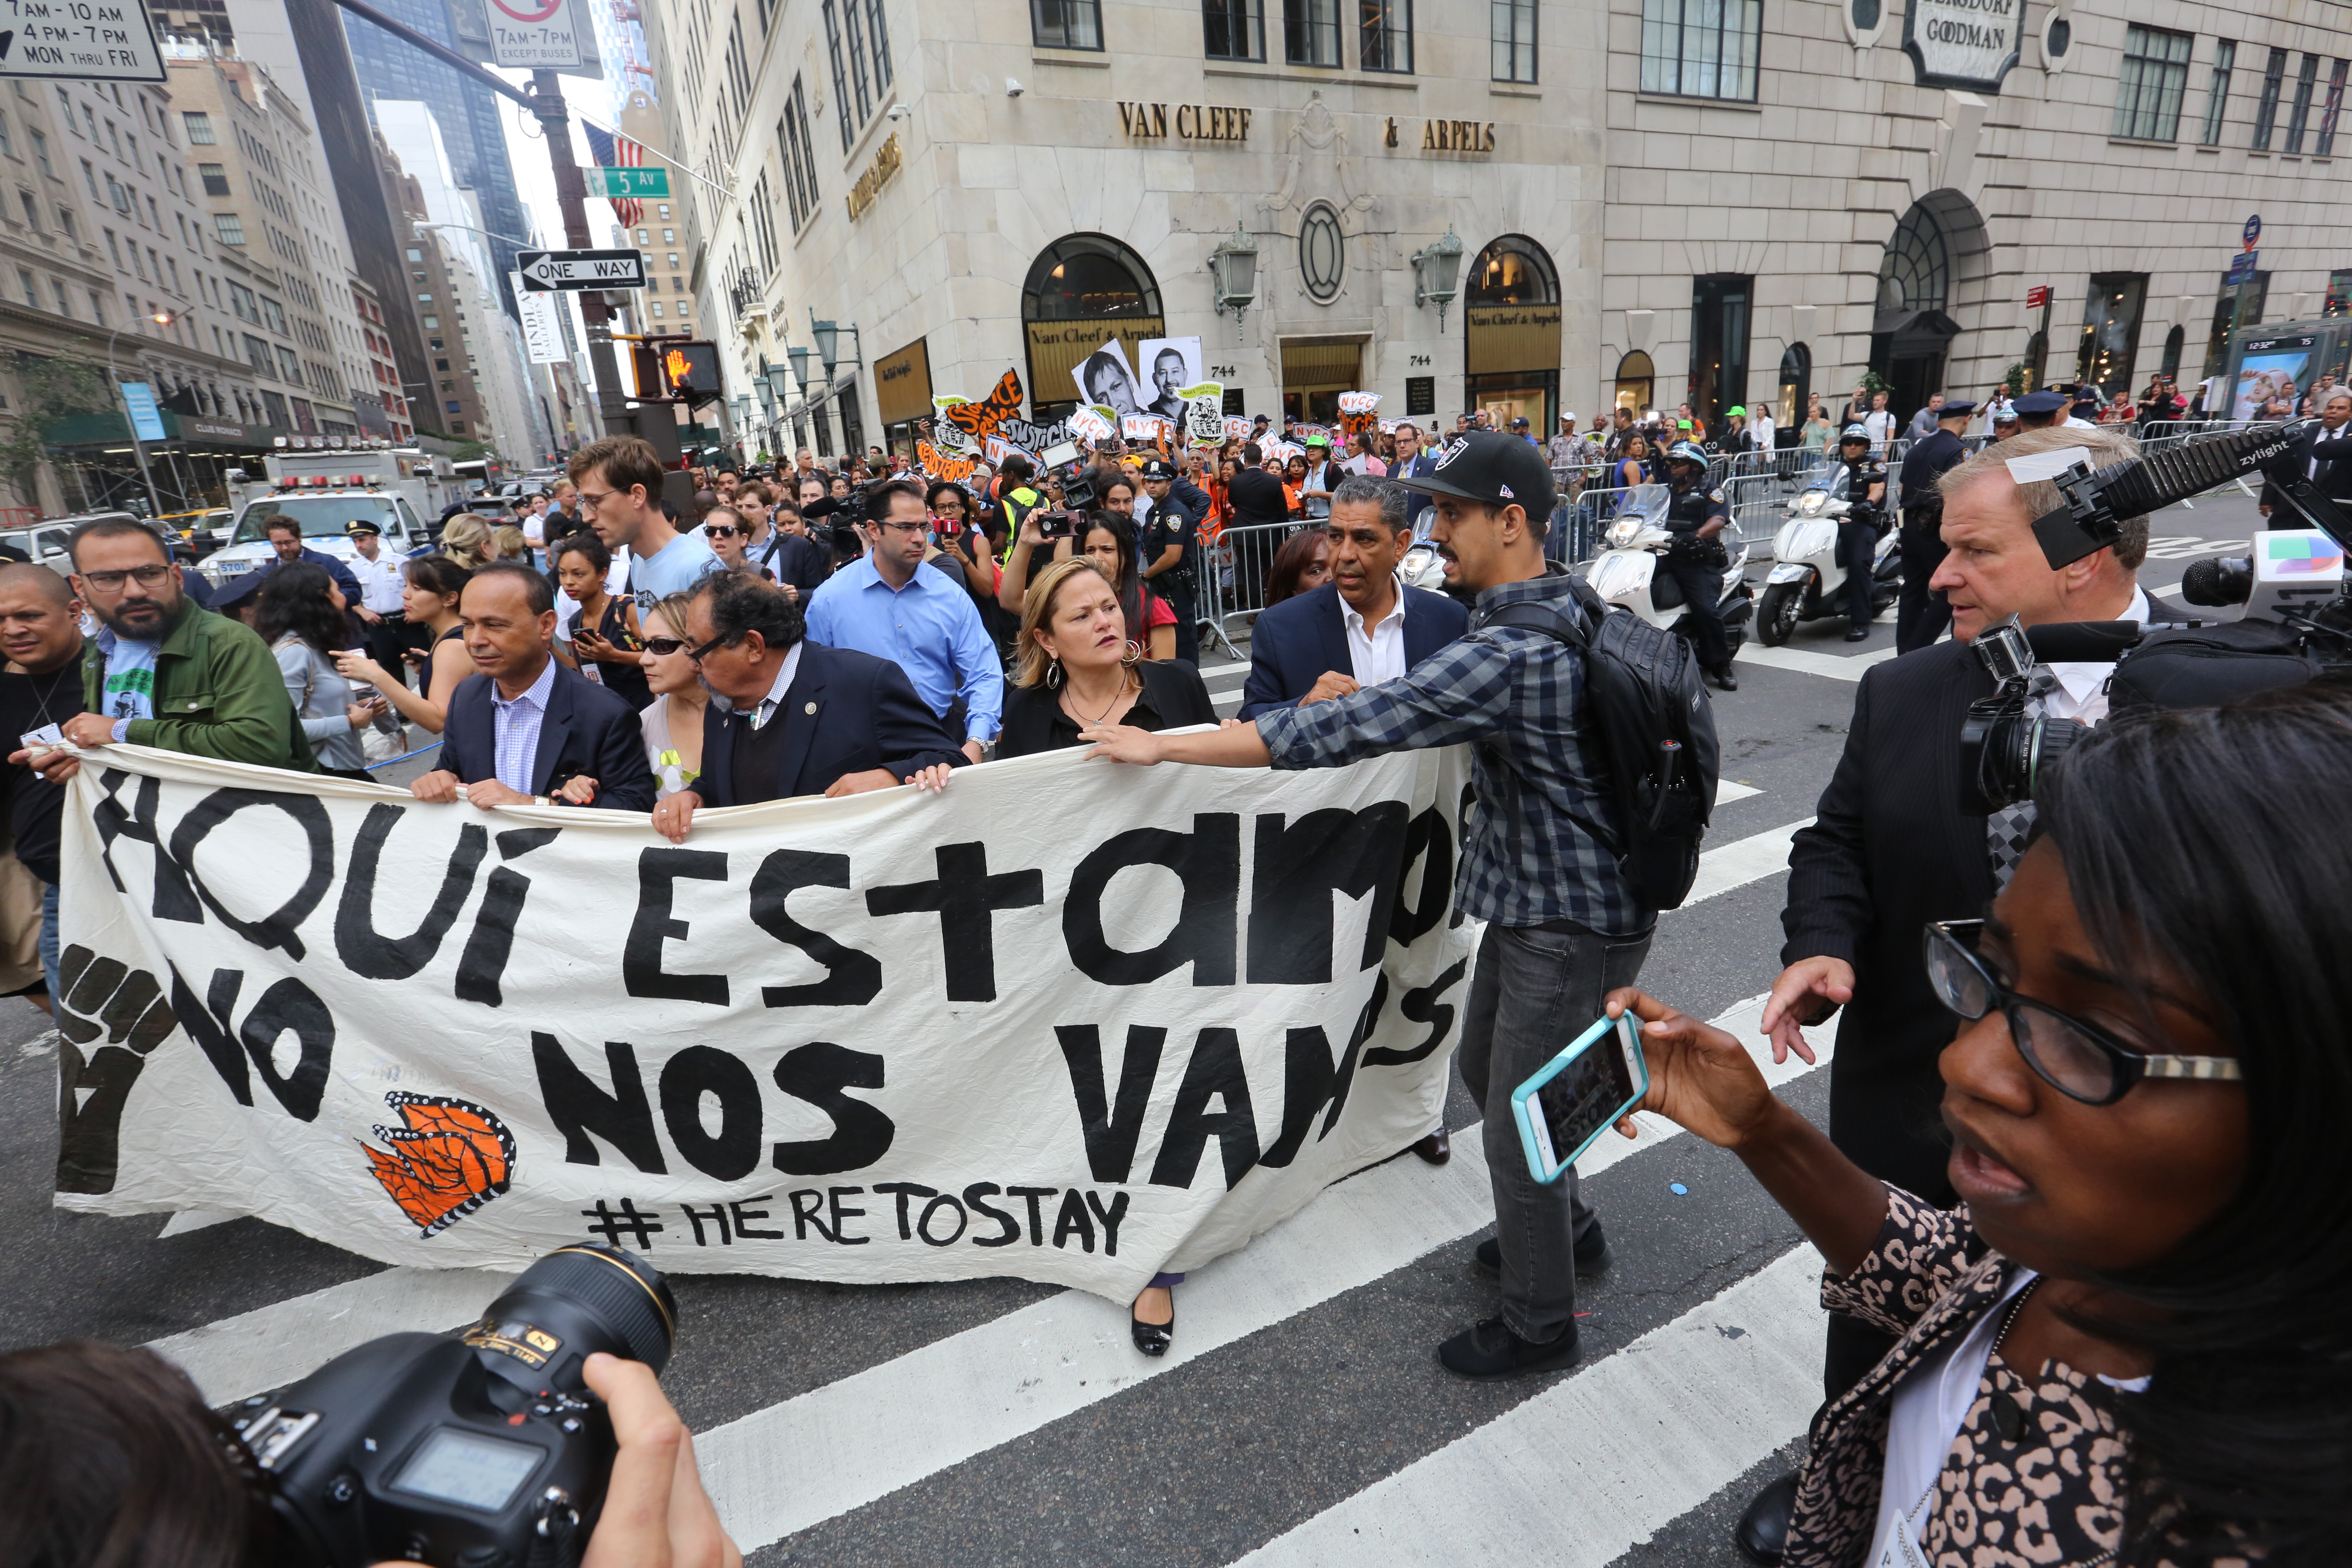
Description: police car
xmin=195 ymin=476 xmax=433 ymax=590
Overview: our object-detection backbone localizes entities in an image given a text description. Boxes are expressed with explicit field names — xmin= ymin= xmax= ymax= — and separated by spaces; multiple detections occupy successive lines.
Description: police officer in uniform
xmin=1893 ymin=399 xmax=1973 ymax=652
xmin=1136 ymin=457 xmax=1202 ymax=664
xmin=1659 ymin=440 xmax=1738 ymax=691
xmin=1828 ymin=425 xmax=1889 ymax=643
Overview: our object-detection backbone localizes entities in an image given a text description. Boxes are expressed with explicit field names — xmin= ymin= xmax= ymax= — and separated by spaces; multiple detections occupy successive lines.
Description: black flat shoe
xmin=1844 ymin=628 xmax=1871 ymax=642
xmin=1437 ymin=1316 xmax=1581 ymax=1380
xmin=1711 ymin=664 xmax=1739 ymax=691
xmin=1131 ymin=1291 xmax=1174 ymax=1357
xmin=1474 ymin=1219 xmax=1612 ymax=1278
xmin=1411 ymin=1127 xmax=1450 ymax=1165
xmin=1734 ymin=1472 xmax=1799 ymax=1565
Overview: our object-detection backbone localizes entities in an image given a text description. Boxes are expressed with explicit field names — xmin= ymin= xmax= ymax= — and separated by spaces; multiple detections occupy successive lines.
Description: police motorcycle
xmin=1757 ymin=456 xmax=1902 ymax=645
xmin=1579 ymin=482 xmax=1755 ymax=657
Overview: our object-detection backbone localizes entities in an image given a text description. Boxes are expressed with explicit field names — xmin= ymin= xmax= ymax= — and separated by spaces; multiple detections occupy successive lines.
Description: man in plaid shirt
xmin=1084 ymin=432 xmax=1653 ymax=1379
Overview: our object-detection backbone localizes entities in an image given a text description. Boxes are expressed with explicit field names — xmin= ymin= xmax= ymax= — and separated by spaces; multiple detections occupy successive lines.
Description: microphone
xmin=2023 ymin=621 xmax=2145 ymax=663
xmin=2180 ymin=555 xmax=2254 ymax=607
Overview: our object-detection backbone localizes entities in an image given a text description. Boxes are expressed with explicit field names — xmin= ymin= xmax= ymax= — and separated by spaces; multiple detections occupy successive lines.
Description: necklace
xmin=1987 ymin=1274 xmax=2045 ymax=1445
xmin=1062 ymin=670 xmax=1133 ymax=726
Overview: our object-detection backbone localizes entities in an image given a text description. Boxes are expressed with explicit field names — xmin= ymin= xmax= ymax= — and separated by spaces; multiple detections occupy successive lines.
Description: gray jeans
xmin=1457 ymin=918 xmax=1653 ymax=1341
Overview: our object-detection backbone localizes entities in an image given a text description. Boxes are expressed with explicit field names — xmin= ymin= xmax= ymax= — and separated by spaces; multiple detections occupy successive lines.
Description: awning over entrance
xmin=41 ymin=409 xmax=276 ymax=450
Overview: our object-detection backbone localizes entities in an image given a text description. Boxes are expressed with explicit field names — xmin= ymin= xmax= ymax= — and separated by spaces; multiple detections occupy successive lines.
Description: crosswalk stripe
xmin=1737 ymin=644 xmax=1898 ymax=681
xmin=1715 ymin=780 xmax=1762 ymax=805
xmin=1685 ymin=817 xmax=1812 ymax=906
xmin=691 ymin=994 xmax=1828 ymax=1552
xmin=1232 ymin=1243 xmax=1826 ymax=1568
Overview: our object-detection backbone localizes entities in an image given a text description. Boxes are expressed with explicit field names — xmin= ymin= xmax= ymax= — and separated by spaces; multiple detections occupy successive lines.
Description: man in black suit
xmin=410 ymin=562 xmax=657 ymax=811
xmin=1238 ymin=475 xmax=1469 ymax=720
xmin=1225 ymin=442 xmax=1290 ymax=528
xmin=2260 ymin=385 xmax=2352 ymax=519
xmin=650 ymin=572 xmax=968 ymax=843
xmin=1893 ymin=399 xmax=1975 ymax=653
xmin=1734 ymin=422 xmax=2186 ymax=1562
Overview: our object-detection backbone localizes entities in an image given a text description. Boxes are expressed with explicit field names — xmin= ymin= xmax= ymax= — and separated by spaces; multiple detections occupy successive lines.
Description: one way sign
xmin=516 ymin=248 xmax=646 ymax=291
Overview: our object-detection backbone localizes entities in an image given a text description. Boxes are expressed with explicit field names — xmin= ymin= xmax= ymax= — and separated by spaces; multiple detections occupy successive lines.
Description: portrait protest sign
xmin=52 ymin=742 xmax=1476 ymax=1301
xmin=1179 ymin=382 xmax=1225 ymax=448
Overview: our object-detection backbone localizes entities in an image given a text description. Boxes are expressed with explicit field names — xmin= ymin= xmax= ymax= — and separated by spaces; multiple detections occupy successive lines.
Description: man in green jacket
xmin=24 ymin=519 xmax=315 ymax=780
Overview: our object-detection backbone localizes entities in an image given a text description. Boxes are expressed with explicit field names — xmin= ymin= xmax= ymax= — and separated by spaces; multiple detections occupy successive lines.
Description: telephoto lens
xmin=230 ymin=1245 xmax=677 ymax=1568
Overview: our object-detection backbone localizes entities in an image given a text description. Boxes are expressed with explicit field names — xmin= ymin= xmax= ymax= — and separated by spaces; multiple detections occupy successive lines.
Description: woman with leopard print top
xmin=1595 ymin=687 xmax=2351 ymax=1567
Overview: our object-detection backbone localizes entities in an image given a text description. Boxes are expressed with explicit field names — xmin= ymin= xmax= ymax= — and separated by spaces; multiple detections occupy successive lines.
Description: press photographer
xmin=0 ymin=1246 xmax=739 ymax=1568
xmin=1735 ymin=422 xmax=2183 ymax=1561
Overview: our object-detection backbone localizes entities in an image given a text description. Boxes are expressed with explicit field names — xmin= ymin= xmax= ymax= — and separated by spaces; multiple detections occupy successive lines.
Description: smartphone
xmin=1510 ymin=1013 xmax=1649 ymax=1185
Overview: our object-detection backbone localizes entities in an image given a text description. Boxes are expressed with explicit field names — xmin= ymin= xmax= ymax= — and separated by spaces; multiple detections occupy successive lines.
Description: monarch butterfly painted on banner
xmin=363 ymin=1091 xmax=517 ymax=1237
xmin=941 ymin=369 xmax=1024 ymax=441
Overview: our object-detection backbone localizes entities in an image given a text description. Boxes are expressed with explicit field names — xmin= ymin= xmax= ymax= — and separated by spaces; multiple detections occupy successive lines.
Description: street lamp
xmin=1412 ymin=227 xmax=1466 ymax=329
xmin=104 ymin=307 xmax=180 ymax=521
xmin=808 ymin=312 xmax=863 ymax=384
xmin=1209 ymin=225 xmax=1259 ymax=322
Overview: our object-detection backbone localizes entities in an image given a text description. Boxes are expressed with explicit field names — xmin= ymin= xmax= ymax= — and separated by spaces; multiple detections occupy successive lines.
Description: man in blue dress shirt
xmin=804 ymin=479 xmax=1002 ymax=761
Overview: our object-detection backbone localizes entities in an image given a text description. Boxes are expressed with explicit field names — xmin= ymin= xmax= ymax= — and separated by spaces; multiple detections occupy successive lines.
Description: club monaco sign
xmin=1902 ymin=0 xmax=2020 ymax=91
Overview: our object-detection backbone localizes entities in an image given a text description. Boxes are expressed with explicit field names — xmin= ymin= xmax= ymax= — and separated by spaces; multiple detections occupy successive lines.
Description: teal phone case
xmin=1509 ymin=1014 xmax=1649 ymax=1185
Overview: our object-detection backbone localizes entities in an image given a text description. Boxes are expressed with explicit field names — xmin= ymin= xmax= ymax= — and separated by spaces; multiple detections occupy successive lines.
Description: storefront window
xmin=1614 ymin=350 xmax=1654 ymax=414
xmin=1777 ymin=343 xmax=1811 ymax=428
xmin=1022 ymin=235 xmax=1165 ymax=420
xmin=1689 ymin=274 xmax=1751 ymax=428
xmin=1466 ymin=236 xmax=1560 ymax=430
xmin=2077 ymin=274 xmax=2148 ymax=395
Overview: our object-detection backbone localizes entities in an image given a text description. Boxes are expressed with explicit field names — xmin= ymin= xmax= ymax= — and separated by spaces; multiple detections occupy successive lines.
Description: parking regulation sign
xmin=0 ymin=0 xmax=167 ymax=82
xmin=516 ymin=248 xmax=647 ymax=291
xmin=486 ymin=0 xmax=584 ymax=68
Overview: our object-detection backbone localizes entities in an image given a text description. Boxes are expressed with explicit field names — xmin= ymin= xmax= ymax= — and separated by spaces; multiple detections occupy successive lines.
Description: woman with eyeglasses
xmin=332 ymin=554 xmax=470 ymax=735
xmin=635 ymin=592 xmax=706 ymax=801
xmin=1598 ymin=688 xmax=2352 ymax=1567
xmin=550 ymin=534 xmax=652 ymax=710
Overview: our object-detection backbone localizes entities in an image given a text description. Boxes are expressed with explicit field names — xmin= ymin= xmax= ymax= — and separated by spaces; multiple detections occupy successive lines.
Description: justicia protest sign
xmin=51 ymin=743 xmax=1475 ymax=1299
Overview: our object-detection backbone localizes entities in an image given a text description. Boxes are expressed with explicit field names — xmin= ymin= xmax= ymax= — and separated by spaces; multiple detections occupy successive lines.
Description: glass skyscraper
xmin=340 ymin=0 xmax=527 ymax=324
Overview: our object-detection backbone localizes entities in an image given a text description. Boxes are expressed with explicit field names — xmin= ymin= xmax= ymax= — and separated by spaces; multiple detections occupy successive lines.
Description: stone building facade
xmin=640 ymin=0 xmax=2350 ymax=454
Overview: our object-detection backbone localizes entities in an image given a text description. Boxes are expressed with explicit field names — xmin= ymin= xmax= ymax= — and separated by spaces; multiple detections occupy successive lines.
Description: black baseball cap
xmin=1389 ymin=430 xmax=1556 ymax=517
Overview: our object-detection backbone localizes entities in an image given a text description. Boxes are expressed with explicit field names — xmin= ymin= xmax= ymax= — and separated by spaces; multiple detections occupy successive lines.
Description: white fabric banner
xmin=51 ymin=742 xmax=1477 ymax=1300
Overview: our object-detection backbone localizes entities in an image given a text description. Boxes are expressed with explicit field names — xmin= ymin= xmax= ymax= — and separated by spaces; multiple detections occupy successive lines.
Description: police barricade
xmin=1197 ymin=519 xmax=1308 ymax=655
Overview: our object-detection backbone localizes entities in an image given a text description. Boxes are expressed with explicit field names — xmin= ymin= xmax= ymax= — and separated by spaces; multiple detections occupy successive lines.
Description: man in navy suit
xmin=410 ymin=562 xmax=657 ymax=811
xmin=651 ymin=571 xmax=968 ymax=843
xmin=1238 ymin=474 xmax=1469 ymax=1169
xmin=1238 ymin=475 xmax=1470 ymax=722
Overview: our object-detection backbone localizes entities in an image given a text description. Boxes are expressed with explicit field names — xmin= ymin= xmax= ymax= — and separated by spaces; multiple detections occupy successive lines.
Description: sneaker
xmin=1437 ymin=1315 xmax=1583 ymax=1379
xmin=1474 ymin=1221 xmax=1613 ymax=1278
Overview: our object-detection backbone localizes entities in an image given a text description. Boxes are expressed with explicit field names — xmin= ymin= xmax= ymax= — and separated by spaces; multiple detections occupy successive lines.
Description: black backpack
xmin=1480 ymin=578 xmax=1721 ymax=909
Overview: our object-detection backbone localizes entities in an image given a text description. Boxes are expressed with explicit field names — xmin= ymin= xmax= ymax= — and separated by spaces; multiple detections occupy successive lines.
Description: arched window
xmin=1614 ymin=350 xmax=1655 ymax=413
xmin=1465 ymin=234 xmax=1561 ymax=429
xmin=1466 ymin=234 xmax=1559 ymax=306
xmin=1875 ymin=204 xmax=1950 ymax=326
xmin=1777 ymin=342 xmax=1811 ymax=428
xmin=1021 ymin=234 xmax=1166 ymax=417
xmin=1022 ymin=233 xmax=1162 ymax=320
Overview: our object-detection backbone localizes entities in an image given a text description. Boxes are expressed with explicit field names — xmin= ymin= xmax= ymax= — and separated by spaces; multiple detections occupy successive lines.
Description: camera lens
xmin=467 ymin=1244 xmax=677 ymax=1390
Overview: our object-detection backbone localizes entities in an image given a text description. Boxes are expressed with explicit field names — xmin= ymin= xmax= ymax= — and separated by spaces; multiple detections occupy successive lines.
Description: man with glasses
xmin=409 ymin=561 xmax=655 ymax=811
xmin=649 ymin=572 xmax=965 ymax=842
xmin=1730 ymin=422 xmax=2185 ymax=1565
xmin=804 ymin=479 xmax=1002 ymax=763
xmin=569 ymin=434 xmax=722 ymax=616
xmin=25 ymin=519 xmax=315 ymax=774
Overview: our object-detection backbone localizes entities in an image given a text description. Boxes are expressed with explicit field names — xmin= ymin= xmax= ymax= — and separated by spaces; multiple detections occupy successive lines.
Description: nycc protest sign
xmin=51 ymin=742 xmax=1477 ymax=1299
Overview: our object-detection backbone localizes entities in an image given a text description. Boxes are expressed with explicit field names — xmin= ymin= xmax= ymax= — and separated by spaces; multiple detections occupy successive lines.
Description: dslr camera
xmin=230 ymin=1244 xmax=675 ymax=1568
xmin=1960 ymin=419 xmax=2352 ymax=813
xmin=1034 ymin=439 xmax=1099 ymax=539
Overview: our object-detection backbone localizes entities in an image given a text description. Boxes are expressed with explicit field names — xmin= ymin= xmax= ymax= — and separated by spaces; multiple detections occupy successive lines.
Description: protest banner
xmin=51 ymin=742 xmax=1477 ymax=1301
xmin=1179 ymin=383 xmax=1225 ymax=448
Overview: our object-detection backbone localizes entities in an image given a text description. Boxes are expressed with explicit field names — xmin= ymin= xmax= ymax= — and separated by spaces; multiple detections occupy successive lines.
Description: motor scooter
xmin=1756 ymin=463 xmax=1901 ymax=645
xmin=1578 ymin=484 xmax=1755 ymax=659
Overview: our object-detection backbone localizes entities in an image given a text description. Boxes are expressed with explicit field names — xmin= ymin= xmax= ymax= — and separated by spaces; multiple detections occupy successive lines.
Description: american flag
xmin=582 ymin=122 xmax=647 ymax=230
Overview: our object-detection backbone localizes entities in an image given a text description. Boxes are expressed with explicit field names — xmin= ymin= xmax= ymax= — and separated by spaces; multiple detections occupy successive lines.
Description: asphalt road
xmin=0 ymin=492 xmax=2258 ymax=1566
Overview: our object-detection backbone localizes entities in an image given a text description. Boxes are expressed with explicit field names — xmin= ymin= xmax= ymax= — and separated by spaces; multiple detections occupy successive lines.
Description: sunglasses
xmin=704 ymin=525 xmax=739 ymax=539
xmin=643 ymin=635 xmax=690 ymax=656
xmin=1922 ymin=920 xmax=2241 ymax=1105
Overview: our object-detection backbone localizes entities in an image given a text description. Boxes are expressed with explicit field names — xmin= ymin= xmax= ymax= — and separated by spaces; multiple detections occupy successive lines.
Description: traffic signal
xmin=662 ymin=342 xmax=722 ymax=401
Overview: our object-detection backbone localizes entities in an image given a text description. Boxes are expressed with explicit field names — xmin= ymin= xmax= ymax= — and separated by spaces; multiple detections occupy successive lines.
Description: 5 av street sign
xmin=589 ymin=167 xmax=670 ymax=199
xmin=516 ymin=248 xmax=646 ymax=292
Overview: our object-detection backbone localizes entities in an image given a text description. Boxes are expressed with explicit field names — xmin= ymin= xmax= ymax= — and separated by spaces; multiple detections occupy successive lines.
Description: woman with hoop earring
xmin=995 ymin=555 xmax=1218 ymax=1354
